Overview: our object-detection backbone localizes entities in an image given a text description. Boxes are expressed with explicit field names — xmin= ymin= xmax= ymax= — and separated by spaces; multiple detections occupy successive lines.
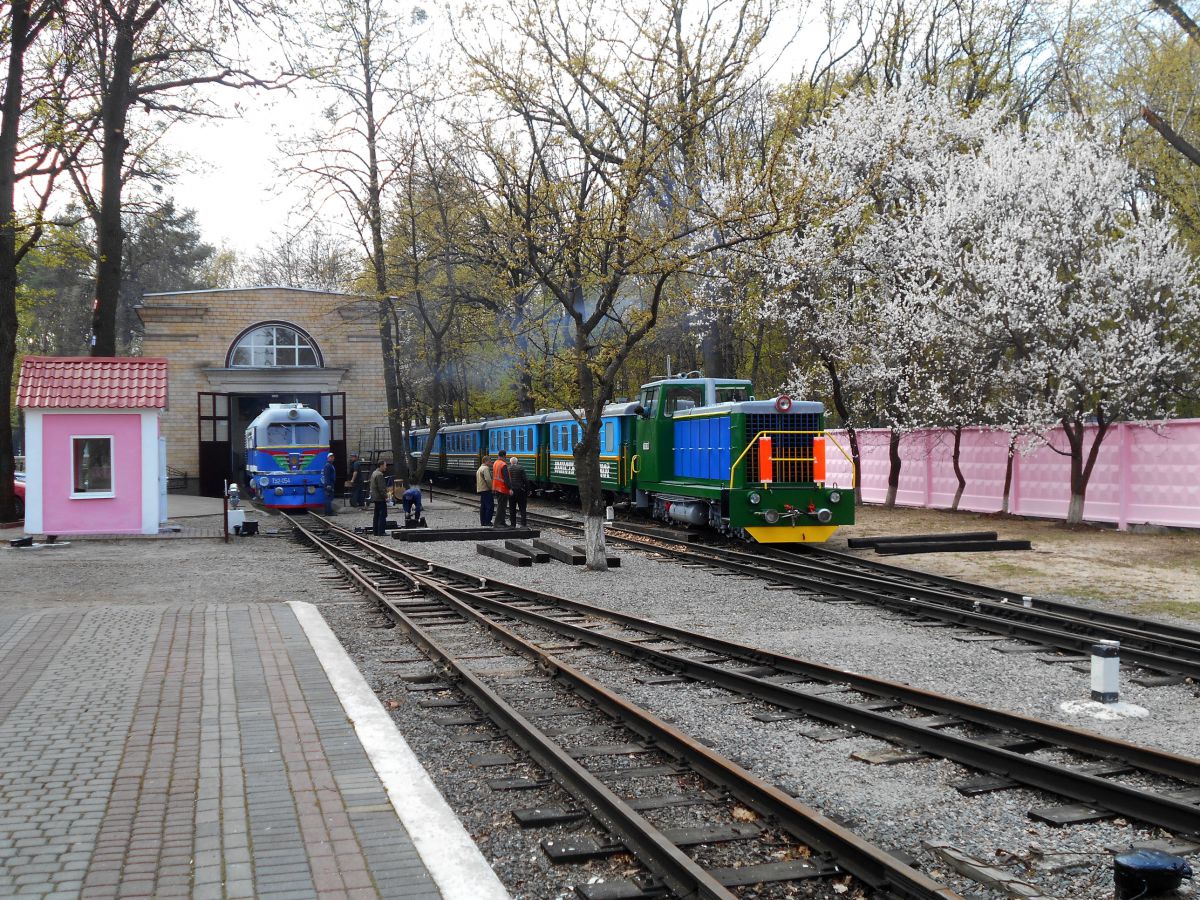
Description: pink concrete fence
xmin=823 ymin=420 xmax=1200 ymax=530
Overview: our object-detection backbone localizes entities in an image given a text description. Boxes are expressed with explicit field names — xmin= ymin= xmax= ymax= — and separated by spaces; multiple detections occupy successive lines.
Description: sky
xmin=160 ymin=0 xmax=824 ymax=256
xmin=164 ymin=77 xmax=320 ymax=253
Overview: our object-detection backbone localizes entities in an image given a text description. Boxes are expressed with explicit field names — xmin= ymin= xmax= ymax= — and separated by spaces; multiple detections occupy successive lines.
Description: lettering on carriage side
xmin=599 ymin=462 xmax=613 ymax=479
xmin=552 ymin=459 xmax=576 ymax=476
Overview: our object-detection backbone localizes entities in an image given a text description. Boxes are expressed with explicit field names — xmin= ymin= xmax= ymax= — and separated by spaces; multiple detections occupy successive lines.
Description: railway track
xmin=287 ymin=513 xmax=961 ymax=900
xmin=439 ymin=491 xmax=1200 ymax=682
xmin=297 ymin=513 xmax=1200 ymax=846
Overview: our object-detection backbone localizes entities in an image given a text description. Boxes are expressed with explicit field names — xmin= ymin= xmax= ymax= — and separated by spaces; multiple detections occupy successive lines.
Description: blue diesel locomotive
xmin=245 ymin=403 xmax=330 ymax=510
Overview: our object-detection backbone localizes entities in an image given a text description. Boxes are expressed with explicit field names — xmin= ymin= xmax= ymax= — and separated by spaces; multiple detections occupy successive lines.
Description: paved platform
xmin=0 ymin=602 xmax=508 ymax=899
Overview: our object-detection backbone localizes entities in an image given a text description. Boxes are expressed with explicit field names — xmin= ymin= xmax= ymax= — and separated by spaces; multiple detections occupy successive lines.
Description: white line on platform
xmin=288 ymin=601 xmax=511 ymax=900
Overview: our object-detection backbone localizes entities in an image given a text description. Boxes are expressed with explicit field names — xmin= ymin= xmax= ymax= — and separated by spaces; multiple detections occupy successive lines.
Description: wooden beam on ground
xmin=572 ymin=544 xmax=621 ymax=567
xmin=394 ymin=527 xmax=540 ymax=542
xmin=847 ymin=531 xmax=998 ymax=549
xmin=476 ymin=543 xmax=533 ymax=567
xmin=875 ymin=540 xmax=1031 ymax=556
xmin=532 ymin=538 xmax=585 ymax=565
xmin=505 ymin=540 xmax=550 ymax=563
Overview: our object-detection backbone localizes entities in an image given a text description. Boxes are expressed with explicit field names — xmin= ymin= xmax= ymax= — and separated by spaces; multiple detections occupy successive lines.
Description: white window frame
xmin=70 ymin=434 xmax=116 ymax=499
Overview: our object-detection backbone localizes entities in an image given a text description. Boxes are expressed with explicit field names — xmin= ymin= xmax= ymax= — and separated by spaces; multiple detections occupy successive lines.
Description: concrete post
xmin=1090 ymin=640 xmax=1120 ymax=703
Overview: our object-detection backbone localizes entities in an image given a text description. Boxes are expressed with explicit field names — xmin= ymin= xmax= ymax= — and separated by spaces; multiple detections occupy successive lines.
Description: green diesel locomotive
xmin=409 ymin=375 xmax=855 ymax=543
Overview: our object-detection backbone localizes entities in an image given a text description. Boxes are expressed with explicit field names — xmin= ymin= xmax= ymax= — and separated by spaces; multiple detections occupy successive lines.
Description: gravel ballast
xmin=311 ymin=498 xmax=1200 ymax=899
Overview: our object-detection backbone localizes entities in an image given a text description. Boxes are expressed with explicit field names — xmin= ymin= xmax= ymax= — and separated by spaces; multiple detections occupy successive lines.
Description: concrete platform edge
xmin=287 ymin=601 xmax=511 ymax=900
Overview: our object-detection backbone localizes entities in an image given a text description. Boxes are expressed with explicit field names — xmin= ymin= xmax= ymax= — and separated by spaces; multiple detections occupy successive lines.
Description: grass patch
xmin=1131 ymin=599 xmax=1200 ymax=621
xmin=1054 ymin=585 xmax=1121 ymax=601
xmin=987 ymin=562 xmax=1038 ymax=578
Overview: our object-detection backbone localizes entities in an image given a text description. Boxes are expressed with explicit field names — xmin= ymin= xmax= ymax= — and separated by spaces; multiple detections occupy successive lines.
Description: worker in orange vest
xmin=491 ymin=449 xmax=510 ymax=529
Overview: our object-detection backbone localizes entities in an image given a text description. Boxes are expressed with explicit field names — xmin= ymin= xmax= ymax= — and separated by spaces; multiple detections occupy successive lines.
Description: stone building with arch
xmin=137 ymin=286 xmax=388 ymax=496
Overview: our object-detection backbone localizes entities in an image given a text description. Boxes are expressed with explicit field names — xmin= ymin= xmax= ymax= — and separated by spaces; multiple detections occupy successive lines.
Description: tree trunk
xmin=701 ymin=302 xmax=735 ymax=378
xmin=1001 ymin=432 xmax=1016 ymax=515
xmin=823 ymin=358 xmax=862 ymax=505
xmin=1062 ymin=415 xmax=1111 ymax=526
xmin=574 ymin=428 xmax=608 ymax=570
xmin=884 ymin=428 xmax=901 ymax=508
xmin=951 ymin=424 xmax=966 ymax=511
xmin=89 ymin=21 xmax=135 ymax=357
xmin=0 ymin=0 xmax=32 ymax=520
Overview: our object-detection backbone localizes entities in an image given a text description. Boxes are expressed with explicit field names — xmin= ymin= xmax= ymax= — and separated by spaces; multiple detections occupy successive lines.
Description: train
xmin=244 ymin=403 xmax=331 ymax=510
xmin=409 ymin=375 xmax=855 ymax=543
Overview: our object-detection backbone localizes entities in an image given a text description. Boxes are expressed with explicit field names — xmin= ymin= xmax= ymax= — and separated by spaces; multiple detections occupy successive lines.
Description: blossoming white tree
xmin=929 ymin=123 xmax=1200 ymax=523
xmin=769 ymin=85 xmax=1200 ymax=522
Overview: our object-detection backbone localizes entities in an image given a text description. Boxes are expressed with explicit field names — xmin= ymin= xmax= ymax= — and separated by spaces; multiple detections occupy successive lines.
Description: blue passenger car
xmin=245 ymin=403 xmax=330 ymax=510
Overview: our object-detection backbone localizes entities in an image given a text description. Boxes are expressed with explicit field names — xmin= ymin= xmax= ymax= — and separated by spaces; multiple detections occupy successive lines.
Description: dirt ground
xmin=831 ymin=504 xmax=1200 ymax=620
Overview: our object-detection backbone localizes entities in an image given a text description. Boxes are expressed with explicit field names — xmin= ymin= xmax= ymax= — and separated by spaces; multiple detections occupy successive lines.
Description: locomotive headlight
xmin=274 ymin=487 xmax=285 ymax=496
xmin=816 ymin=508 xmax=833 ymax=523
xmin=259 ymin=476 xmax=269 ymax=487
xmin=307 ymin=485 xmax=316 ymax=494
xmin=748 ymin=491 xmax=761 ymax=505
xmin=829 ymin=491 xmax=841 ymax=504
xmin=763 ymin=508 xmax=781 ymax=524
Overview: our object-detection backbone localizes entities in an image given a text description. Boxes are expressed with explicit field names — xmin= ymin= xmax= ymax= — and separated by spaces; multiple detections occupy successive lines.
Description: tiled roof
xmin=17 ymin=357 xmax=168 ymax=409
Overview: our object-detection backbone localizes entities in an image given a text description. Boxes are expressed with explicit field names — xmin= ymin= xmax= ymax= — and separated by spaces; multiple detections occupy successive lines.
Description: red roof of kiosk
xmin=16 ymin=356 xmax=168 ymax=409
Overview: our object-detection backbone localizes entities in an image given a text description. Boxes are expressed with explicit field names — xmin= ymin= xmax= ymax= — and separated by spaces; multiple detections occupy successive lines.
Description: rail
xmin=289 ymin=513 xmax=959 ymax=900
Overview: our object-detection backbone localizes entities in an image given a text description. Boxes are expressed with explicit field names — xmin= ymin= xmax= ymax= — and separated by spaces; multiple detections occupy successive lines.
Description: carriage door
xmin=319 ymin=392 xmax=347 ymax=489
xmin=197 ymin=392 xmax=232 ymax=497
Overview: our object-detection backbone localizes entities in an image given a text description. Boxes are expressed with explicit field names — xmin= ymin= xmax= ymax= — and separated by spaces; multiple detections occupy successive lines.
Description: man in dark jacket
xmin=323 ymin=453 xmax=337 ymax=514
xmin=507 ymin=455 xmax=529 ymax=528
xmin=369 ymin=460 xmax=390 ymax=536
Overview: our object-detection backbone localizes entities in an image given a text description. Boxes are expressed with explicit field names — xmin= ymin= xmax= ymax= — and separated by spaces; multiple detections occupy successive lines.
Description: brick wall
xmin=138 ymin=287 xmax=389 ymax=480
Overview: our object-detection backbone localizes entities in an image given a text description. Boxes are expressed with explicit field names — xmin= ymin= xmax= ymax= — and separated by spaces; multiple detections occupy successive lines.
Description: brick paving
xmin=0 ymin=604 xmax=443 ymax=899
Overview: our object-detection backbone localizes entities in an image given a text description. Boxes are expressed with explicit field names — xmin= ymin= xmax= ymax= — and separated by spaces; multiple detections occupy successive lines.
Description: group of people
xmin=327 ymin=454 xmax=423 ymax=537
xmin=475 ymin=449 xmax=530 ymax=528
xmin=327 ymin=447 xmax=529 ymax=536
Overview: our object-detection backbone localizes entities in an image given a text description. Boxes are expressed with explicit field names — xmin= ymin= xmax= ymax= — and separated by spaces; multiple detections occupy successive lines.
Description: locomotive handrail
xmin=728 ymin=429 xmax=855 ymax=490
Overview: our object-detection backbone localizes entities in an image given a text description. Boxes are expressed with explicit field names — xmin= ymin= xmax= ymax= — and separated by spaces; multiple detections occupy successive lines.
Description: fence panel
xmin=825 ymin=420 xmax=1200 ymax=529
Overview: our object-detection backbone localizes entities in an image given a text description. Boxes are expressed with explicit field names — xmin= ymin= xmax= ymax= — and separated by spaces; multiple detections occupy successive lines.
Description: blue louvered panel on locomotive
xmin=673 ymin=416 xmax=731 ymax=481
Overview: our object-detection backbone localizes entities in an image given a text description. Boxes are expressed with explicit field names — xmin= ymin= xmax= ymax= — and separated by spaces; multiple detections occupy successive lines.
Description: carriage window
xmin=604 ymin=422 xmax=615 ymax=453
xmin=229 ymin=324 xmax=321 ymax=367
xmin=664 ymin=385 xmax=705 ymax=417
xmin=716 ymin=386 xmax=748 ymax=403
xmin=72 ymin=437 xmax=114 ymax=497
xmin=293 ymin=423 xmax=321 ymax=445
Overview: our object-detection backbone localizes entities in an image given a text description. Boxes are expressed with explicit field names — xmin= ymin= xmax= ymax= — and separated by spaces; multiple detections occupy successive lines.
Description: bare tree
xmin=60 ymin=0 xmax=286 ymax=357
xmin=465 ymin=0 xmax=784 ymax=569
xmin=243 ymin=227 xmax=361 ymax=291
xmin=2 ymin=0 xmax=72 ymax=520
xmin=282 ymin=0 xmax=424 ymax=468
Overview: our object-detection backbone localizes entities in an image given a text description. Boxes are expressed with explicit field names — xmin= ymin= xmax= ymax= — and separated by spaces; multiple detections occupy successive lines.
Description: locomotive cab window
xmin=716 ymin=386 xmax=748 ymax=403
xmin=664 ymin=385 xmax=705 ymax=417
xmin=293 ymin=423 xmax=320 ymax=445
xmin=640 ymin=388 xmax=657 ymax=417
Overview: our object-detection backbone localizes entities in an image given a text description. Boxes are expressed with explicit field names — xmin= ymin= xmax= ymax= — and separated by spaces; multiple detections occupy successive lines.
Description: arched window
xmin=227 ymin=323 xmax=322 ymax=368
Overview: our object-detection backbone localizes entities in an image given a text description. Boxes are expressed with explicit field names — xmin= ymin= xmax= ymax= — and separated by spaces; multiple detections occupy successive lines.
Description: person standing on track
xmin=507 ymin=455 xmax=529 ymax=528
xmin=476 ymin=454 xmax=494 ymax=526
xmin=369 ymin=460 xmax=390 ymax=536
xmin=323 ymin=452 xmax=337 ymax=515
xmin=491 ymin=449 xmax=510 ymax=529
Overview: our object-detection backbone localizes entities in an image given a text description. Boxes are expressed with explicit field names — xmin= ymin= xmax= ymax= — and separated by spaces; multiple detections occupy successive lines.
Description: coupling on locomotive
xmin=411 ymin=375 xmax=855 ymax=543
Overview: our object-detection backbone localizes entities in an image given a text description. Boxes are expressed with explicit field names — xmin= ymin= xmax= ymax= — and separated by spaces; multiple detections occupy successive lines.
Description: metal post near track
xmin=222 ymin=481 xmax=229 ymax=544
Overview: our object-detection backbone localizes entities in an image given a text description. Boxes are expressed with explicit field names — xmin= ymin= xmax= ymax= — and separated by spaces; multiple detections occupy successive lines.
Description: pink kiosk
xmin=17 ymin=357 xmax=168 ymax=536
